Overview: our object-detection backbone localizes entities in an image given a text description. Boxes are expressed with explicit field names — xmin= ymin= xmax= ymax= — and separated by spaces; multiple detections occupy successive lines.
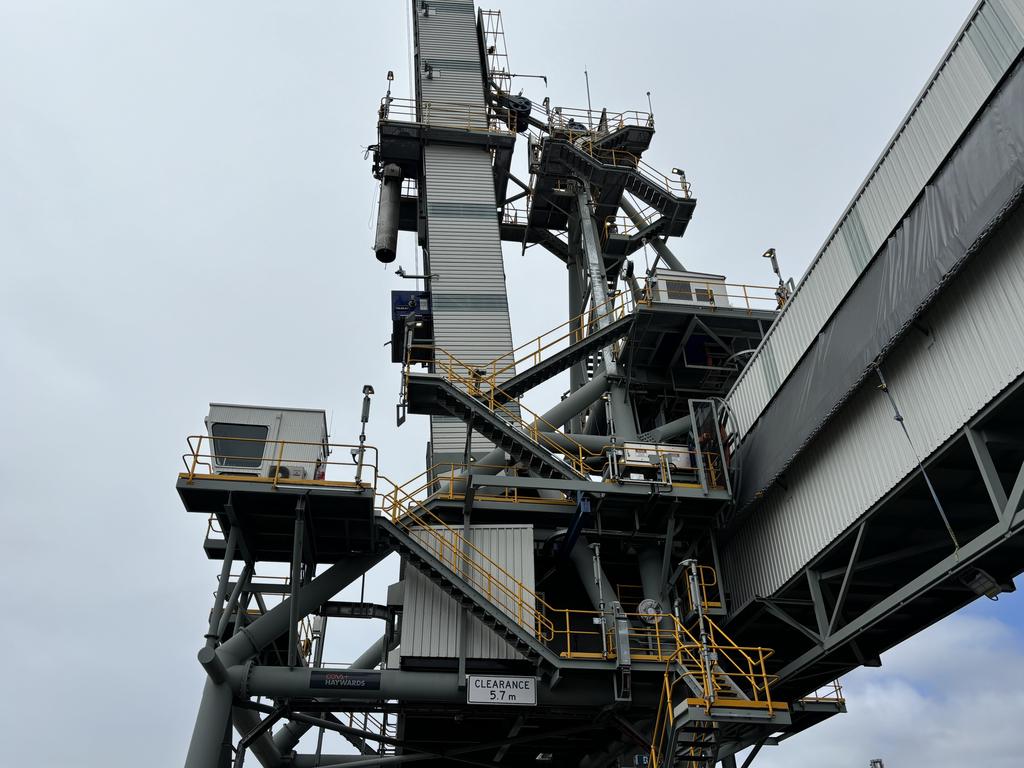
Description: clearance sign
xmin=466 ymin=675 xmax=537 ymax=706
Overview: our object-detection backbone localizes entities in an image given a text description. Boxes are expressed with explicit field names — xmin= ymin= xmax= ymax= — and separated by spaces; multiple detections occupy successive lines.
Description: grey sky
xmin=3 ymin=1 xmax=1020 ymax=765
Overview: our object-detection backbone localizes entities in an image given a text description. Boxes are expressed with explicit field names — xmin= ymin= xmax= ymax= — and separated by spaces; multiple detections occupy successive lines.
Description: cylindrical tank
xmin=374 ymin=163 xmax=403 ymax=263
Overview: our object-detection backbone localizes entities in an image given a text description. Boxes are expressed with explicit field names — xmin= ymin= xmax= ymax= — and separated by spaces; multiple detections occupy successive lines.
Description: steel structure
xmin=176 ymin=1 xmax=1024 ymax=767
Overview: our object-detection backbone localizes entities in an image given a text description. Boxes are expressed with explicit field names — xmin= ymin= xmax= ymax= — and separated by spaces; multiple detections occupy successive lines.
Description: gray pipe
xmin=187 ymin=558 xmax=381 ymax=768
xmin=569 ymin=538 xmax=617 ymax=613
xmin=229 ymin=666 xmax=661 ymax=708
xmin=218 ymin=556 xmax=380 ymax=667
xmin=374 ymin=164 xmax=402 ymax=263
xmin=273 ymin=635 xmax=389 ymax=755
xmin=441 ymin=373 xmax=610 ymax=492
xmin=184 ymin=678 xmax=234 ymax=768
xmin=644 ymin=414 xmax=692 ymax=444
xmin=620 ymin=196 xmax=685 ymax=272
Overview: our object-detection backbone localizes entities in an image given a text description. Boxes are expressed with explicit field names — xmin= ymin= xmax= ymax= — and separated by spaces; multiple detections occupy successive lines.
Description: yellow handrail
xmin=181 ymin=434 xmax=378 ymax=489
xmin=684 ymin=565 xmax=722 ymax=613
xmin=406 ymin=346 xmax=602 ymax=477
xmin=478 ymin=286 xmax=642 ymax=388
xmin=377 ymin=474 xmax=558 ymax=641
xmin=404 ymin=345 xmax=729 ymax=489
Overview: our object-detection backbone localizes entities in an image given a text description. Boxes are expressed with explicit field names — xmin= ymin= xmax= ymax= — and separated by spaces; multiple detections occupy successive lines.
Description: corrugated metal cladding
xmin=722 ymin=207 xmax=1024 ymax=613
xmin=416 ymin=0 xmax=487 ymax=127
xmin=726 ymin=0 xmax=1024 ymax=439
xmin=414 ymin=0 xmax=518 ymax=457
xmin=205 ymin=404 xmax=327 ymax=476
xmin=400 ymin=524 xmax=536 ymax=660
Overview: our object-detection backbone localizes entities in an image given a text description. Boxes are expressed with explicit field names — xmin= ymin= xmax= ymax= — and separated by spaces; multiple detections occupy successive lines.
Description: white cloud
xmin=748 ymin=606 xmax=1024 ymax=768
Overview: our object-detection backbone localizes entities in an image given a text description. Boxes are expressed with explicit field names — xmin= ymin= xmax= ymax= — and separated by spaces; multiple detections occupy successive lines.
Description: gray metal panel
xmin=400 ymin=524 xmax=536 ymax=660
xmin=726 ymin=0 xmax=1024 ymax=439
xmin=416 ymin=0 xmax=486 ymax=121
xmin=205 ymin=404 xmax=328 ymax=478
xmin=424 ymin=142 xmax=516 ymax=456
xmin=723 ymin=206 xmax=1024 ymax=612
xmin=413 ymin=2 xmax=517 ymax=457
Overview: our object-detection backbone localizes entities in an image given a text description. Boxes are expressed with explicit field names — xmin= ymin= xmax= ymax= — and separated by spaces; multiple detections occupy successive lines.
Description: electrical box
xmin=390 ymin=290 xmax=434 ymax=364
xmin=204 ymin=404 xmax=329 ymax=481
xmin=651 ymin=269 xmax=731 ymax=308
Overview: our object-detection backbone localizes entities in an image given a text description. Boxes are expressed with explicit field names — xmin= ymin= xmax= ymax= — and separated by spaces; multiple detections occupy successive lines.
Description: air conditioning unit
xmin=651 ymin=269 xmax=731 ymax=308
xmin=268 ymin=465 xmax=307 ymax=481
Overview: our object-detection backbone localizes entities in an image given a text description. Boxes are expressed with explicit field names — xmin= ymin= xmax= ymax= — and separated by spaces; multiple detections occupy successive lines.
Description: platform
xmin=177 ymin=474 xmax=378 ymax=563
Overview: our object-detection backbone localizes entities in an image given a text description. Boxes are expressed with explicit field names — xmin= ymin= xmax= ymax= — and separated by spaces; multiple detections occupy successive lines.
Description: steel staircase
xmin=538 ymin=139 xmax=694 ymax=226
xmin=488 ymin=313 xmax=635 ymax=402
xmin=406 ymin=372 xmax=585 ymax=480
xmin=375 ymin=517 xmax=562 ymax=670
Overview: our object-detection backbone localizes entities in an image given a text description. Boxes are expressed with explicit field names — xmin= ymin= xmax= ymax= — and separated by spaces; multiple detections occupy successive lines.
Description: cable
xmin=876 ymin=366 xmax=960 ymax=557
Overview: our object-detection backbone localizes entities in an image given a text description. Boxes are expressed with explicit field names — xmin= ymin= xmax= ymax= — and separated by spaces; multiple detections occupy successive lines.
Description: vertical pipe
xmin=184 ymin=677 xmax=234 ymax=768
xmin=216 ymin=563 xmax=252 ymax=641
xmin=206 ymin=526 xmax=239 ymax=648
xmin=576 ymin=187 xmax=637 ymax=441
xmin=288 ymin=508 xmax=305 ymax=669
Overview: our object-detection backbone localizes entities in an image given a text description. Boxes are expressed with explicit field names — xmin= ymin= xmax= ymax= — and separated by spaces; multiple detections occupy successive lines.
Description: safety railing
xmin=800 ymin=680 xmax=845 ymax=704
xmin=684 ymin=565 xmax=723 ymax=614
xmin=649 ymin=620 xmax=778 ymax=767
xmin=548 ymin=105 xmax=654 ymax=134
xmin=405 ymin=345 xmax=602 ymax=478
xmin=180 ymin=435 xmax=378 ymax=490
xmin=541 ymin=604 xmax=773 ymax=692
xmin=385 ymin=462 xmax=576 ymax=509
xmin=607 ymin=443 xmax=726 ymax=491
xmin=404 ymin=343 xmax=728 ymax=490
xmin=501 ymin=200 xmax=529 ymax=227
xmin=343 ymin=710 xmax=398 ymax=755
xmin=379 ymin=96 xmax=514 ymax=135
xmin=377 ymin=474 xmax=559 ymax=642
xmin=548 ymin=127 xmax=691 ymax=199
xmin=650 ymin=277 xmax=783 ymax=313
xmin=479 ymin=285 xmax=642 ymax=387
xmin=602 ymin=200 xmax=662 ymax=239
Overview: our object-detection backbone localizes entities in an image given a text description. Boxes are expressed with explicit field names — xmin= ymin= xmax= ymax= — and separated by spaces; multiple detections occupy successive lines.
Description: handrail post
xmin=188 ymin=436 xmax=201 ymax=482
xmin=273 ymin=439 xmax=285 ymax=489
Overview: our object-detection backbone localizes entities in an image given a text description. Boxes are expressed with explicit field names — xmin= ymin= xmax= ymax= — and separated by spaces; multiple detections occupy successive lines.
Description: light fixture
xmin=962 ymin=568 xmax=1014 ymax=600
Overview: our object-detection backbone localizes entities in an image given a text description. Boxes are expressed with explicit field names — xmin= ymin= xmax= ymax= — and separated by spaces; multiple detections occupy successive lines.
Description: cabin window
xmin=211 ymin=423 xmax=269 ymax=468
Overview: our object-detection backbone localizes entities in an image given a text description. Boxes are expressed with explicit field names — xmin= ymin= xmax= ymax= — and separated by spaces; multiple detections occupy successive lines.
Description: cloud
xmin=748 ymin=603 xmax=1024 ymax=768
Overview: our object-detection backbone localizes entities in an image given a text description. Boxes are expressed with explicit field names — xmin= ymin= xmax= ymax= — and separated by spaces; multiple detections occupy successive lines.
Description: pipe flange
xmin=238 ymin=658 xmax=255 ymax=699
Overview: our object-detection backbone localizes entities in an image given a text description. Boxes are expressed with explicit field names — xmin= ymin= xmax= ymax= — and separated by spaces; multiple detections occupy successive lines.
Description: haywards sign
xmin=466 ymin=675 xmax=537 ymax=706
xmin=309 ymin=670 xmax=381 ymax=691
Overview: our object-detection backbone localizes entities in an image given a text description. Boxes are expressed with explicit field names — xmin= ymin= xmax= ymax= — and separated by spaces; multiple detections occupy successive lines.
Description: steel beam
xmin=775 ymin=489 xmax=1024 ymax=683
xmin=827 ymin=522 xmax=865 ymax=636
xmin=965 ymin=426 xmax=1008 ymax=517
xmin=288 ymin=500 xmax=306 ymax=668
